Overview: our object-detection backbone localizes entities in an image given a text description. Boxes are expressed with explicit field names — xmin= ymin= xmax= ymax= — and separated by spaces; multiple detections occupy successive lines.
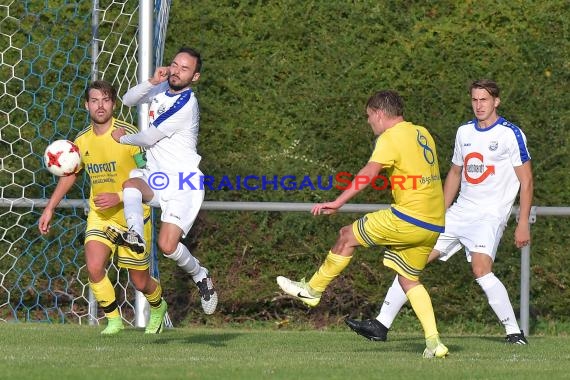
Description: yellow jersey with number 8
xmin=369 ymin=121 xmax=444 ymax=231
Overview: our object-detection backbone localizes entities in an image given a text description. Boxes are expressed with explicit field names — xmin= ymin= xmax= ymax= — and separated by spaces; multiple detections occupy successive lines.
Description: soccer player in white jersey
xmin=105 ymin=47 xmax=218 ymax=315
xmin=346 ymin=79 xmax=533 ymax=345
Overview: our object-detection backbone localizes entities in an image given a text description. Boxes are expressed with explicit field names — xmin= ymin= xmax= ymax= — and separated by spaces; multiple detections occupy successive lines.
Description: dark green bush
xmin=152 ymin=1 xmax=570 ymax=329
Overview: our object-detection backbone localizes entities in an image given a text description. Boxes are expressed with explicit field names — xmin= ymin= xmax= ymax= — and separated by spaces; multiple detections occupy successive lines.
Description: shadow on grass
xmin=151 ymin=330 xmax=243 ymax=347
xmin=348 ymin=335 xmax=465 ymax=355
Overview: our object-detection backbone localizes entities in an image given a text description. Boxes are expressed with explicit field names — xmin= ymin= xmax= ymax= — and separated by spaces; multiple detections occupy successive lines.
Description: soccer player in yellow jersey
xmin=38 ymin=80 xmax=167 ymax=334
xmin=277 ymin=90 xmax=448 ymax=358
xmin=347 ymin=80 xmax=531 ymax=345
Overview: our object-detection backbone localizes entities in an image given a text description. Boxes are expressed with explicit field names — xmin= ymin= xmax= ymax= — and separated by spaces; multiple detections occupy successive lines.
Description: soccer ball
xmin=43 ymin=139 xmax=81 ymax=177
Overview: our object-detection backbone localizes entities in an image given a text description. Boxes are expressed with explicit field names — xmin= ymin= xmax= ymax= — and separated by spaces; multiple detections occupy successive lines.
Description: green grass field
xmin=1 ymin=324 xmax=569 ymax=380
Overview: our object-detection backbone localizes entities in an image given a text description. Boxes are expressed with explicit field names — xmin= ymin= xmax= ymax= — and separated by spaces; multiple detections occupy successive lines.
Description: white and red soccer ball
xmin=43 ymin=139 xmax=81 ymax=177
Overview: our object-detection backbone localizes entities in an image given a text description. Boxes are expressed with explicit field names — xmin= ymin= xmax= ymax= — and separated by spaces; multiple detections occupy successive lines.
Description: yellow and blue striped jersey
xmin=369 ymin=121 xmax=444 ymax=231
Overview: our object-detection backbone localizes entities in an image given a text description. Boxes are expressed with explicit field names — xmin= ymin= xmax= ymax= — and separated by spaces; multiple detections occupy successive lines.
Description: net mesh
xmin=0 ymin=0 xmax=171 ymax=325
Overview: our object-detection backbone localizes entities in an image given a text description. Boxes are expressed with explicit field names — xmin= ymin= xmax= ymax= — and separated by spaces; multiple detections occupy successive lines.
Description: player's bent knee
xmin=158 ymin=240 xmax=178 ymax=255
xmin=472 ymin=268 xmax=491 ymax=279
xmin=337 ymin=225 xmax=360 ymax=247
xmin=122 ymin=177 xmax=145 ymax=190
xmin=85 ymin=262 xmax=106 ymax=283
xmin=338 ymin=225 xmax=353 ymax=241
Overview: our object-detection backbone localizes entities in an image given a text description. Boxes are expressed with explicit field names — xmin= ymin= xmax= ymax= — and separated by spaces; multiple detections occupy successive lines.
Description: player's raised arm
xmin=122 ymin=67 xmax=170 ymax=107
xmin=149 ymin=66 xmax=170 ymax=85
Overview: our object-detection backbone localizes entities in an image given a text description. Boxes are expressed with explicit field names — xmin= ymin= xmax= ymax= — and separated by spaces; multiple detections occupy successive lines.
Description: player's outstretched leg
xmin=196 ymin=271 xmax=218 ymax=315
xmin=101 ymin=316 xmax=124 ymax=335
xmin=345 ymin=318 xmax=389 ymax=341
xmin=105 ymin=225 xmax=145 ymax=254
xmin=276 ymin=276 xmax=322 ymax=307
xmin=145 ymin=299 xmax=168 ymax=334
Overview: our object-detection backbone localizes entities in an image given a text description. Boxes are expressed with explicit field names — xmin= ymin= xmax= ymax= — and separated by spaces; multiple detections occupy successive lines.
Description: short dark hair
xmin=85 ymin=80 xmax=117 ymax=102
xmin=366 ymin=90 xmax=404 ymax=117
xmin=177 ymin=46 xmax=202 ymax=73
xmin=470 ymin=79 xmax=500 ymax=98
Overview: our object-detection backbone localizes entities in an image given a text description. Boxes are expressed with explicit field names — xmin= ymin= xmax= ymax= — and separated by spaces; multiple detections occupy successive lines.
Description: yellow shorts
xmin=353 ymin=208 xmax=440 ymax=281
xmin=85 ymin=212 xmax=152 ymax=270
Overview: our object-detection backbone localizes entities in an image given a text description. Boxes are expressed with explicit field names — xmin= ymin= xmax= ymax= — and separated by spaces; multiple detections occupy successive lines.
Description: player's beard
xmin=90 ymin=110 xmax=112 ymax=125
xmin=168 ymin=75 xmax=192 ymax=92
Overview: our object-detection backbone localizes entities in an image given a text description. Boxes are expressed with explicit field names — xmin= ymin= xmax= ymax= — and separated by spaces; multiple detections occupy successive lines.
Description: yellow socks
xmin=308 ymin=251 xmax=352 ymax=293
xmin=406 ymin=284 xmax=438 ymax=339
xmin=144 ymin=278 xmax=163 ymax=308
xmin=90 ymin=276 xmax=120 ymax=319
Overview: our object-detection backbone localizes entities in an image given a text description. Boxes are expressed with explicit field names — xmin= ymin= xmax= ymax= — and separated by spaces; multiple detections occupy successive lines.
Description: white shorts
xmin=130 ymin=168 xmax=205 ymax=236
xmin=434 ymin=204 xmax=507 ymax=263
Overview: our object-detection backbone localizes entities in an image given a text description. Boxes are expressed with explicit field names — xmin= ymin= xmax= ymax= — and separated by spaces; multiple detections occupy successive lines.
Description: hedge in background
xmin=156 ymin=1 xmax=570 ymax=330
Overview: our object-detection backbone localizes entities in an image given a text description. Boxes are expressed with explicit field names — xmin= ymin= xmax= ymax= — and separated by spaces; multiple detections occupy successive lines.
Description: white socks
xmin=123 ymin=187 xmax=144 ymax=237
xmin=476 ymin=272 xmax=521 ymax=335
xmin=376 ymin=276 xmax=408 ymax=328
xmin=166 ymin=243 xmax=207 ymax=283
xmin=376 ymin=272 xmax=522 ymax=335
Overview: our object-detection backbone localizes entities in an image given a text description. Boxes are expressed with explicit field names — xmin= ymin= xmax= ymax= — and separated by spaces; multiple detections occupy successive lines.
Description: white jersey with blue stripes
xmin=450 ymin=117 xmax=531 ymax=223
xmin=123 ymin=81 xmax=202 ymax=174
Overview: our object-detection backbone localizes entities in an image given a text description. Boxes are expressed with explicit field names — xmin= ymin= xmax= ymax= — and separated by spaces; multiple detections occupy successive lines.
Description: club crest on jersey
xmin=157 ymin=104 xmax=167 ymax=115
xmin=488 ymin=141 xmax=498 ymax=151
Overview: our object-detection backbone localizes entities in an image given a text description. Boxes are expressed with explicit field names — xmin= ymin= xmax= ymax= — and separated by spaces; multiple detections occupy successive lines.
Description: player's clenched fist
xmin=150 ymin=66 xmax=170 ymax=85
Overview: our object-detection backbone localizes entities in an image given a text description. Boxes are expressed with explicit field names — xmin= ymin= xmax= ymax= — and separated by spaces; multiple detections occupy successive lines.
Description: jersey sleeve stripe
xmin=504 ymin=122 xmax=531 ymax=163
xmin=152 ymin=90 xmax=192 ymax=128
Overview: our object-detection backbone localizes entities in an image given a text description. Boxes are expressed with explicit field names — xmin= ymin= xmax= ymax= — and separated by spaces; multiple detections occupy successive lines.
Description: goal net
xmin=0 ymin=0 xmax=171 ymax=326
